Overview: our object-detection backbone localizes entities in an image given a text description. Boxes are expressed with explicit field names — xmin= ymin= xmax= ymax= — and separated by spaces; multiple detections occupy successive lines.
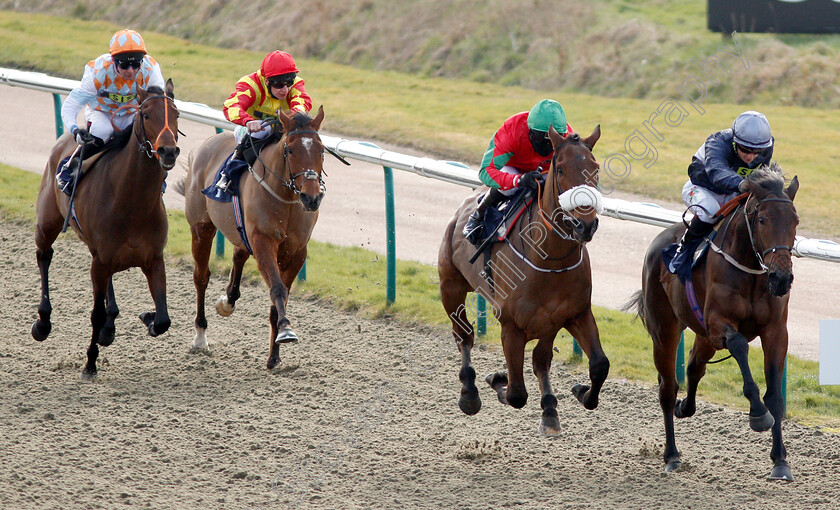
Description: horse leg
xmin=486 ymin=324 xmax=527 ymax=409
xmin=138 ymin=255 xmax=170 ymax=337
xmin=216 ymin=246 xmax=250 ymax=317
xmin=439 ymin=266 xmax=479 ymax=415
xmin=532 ymin=334 xmax=561 ymax=435
xmin=674 ymin=335 xmax=716 ymax=418
xmin=97 ymin=278 xmax=119 ymax=346
xmin=251 ymin=235 xmax=291 ymax=370
xmin=190 ymin=221 xmax=215 ymax=350
xmin=83 ymin=261 xmax=110 ymax=379
xmin=762 ymin=326 xmax=793 ymax=481
xmin=724 ymin=326 xmax=774 ymax=432
xmin=32 ymin=209 xmax=63 ymax=341
xmin=644 ymin=286 xmax=684 ymax=472
xmin=563 ymin=308 xmax=609 ymax=410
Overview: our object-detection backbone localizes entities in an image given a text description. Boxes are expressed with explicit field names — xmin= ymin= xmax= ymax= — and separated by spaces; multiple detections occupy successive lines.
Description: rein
xmin=252 ymin=126 xmax=326 ymax=204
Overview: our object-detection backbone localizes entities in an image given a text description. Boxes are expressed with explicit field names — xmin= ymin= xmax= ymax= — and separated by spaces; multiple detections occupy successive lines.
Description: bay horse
xmin=180 ymin=107 xmax=325 ymax=369
xmin=438 ymin=125 xmax=610 ymax=434
xmin=32 ymin=81 xmax=180 ymax=378
xmin=627 ymin=163 xmax=799 ymax=480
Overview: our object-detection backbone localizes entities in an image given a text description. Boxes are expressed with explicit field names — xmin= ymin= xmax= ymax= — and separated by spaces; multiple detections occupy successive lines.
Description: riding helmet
xmin=261 ymin=51 xmax=299 ymax=78
xmin=109 ymin=29 xmax=147 ymax=56
xmin=527 ymin=99 xmax=567 ymax=134
xmin=732 ymin=111 xmax=773 ymax=150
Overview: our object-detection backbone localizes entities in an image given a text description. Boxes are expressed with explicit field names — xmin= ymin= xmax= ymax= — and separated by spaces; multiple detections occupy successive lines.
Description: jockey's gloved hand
xmin=72 ymin=126 xmax=94 ymax=145
xmin=517 ymin=171 xmax=542 ymax=190
xmin=738 ymin=179 xmax=749 ymax=193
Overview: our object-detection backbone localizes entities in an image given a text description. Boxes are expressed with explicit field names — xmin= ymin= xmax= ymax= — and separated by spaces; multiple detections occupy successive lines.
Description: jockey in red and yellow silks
xmin=223 ymin=51 xmax=311 ymax=128
xmin=215 ymin=51 xmax=312 ymax=193
xmin=463 ymin=99 xmax=573 ymax=243
xmin=57 ymin=29 xmax=164 ymax=195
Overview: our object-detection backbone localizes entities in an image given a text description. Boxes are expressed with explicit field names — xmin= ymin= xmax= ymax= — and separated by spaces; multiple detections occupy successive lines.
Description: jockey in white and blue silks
xmin=667 ymin=111 xmax=774 ymax=277
xmin=57 ymin=29 xmax=164 ymax=195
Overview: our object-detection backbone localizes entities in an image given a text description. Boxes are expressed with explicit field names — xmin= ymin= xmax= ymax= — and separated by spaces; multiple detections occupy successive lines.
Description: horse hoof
xmin=458 ymin=394 xmax=482 ymax=416
xmin=539 ymin=416 xmax=562 ymax=436
xmin=485 ymin=372 xmax=508 ymax=389
xmin=97 ymin=327 xmax=115 ymax=347
xmin=274 ymin=327 xmax=299 ymax=344
xmin=664 ymin=459 xmax=682 ymax=473
xmin=571 ymin=384 xmax=590 ymax=404
xmin=80 ymin=368 xmax=97 ymax=380
xmin=31 ymin=319 xmax=51 ymax=342
xmin=768 ymin=462 xmax=794 ymax=481
xmin=140 ymin=312 xmax=155 ymax=326
xmin=267 ymin=356 xmax=281 ymax=370
xmin=674 ymin=398 xmax=695 ymax=419
xmin=749 ymin=410 xmax=775 ymax=432
xmin=215 ymin=296 xmax=235 ymax=317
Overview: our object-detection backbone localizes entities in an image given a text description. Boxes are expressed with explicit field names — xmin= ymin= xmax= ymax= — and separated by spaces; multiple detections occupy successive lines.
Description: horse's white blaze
xmin=215 ymin=295 xmax=235 ymax=317
xmin=559 ymin=185 xmax=603 ymax=214
xmin=192 ymin=326 xmax=208 ymax=350
xmin=301 ymin=137 xmax=314 ymax=152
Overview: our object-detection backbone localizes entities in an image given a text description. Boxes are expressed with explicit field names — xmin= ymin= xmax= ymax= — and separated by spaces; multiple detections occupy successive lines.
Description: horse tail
xmin=621 ymin=289 xmax=650 ymax=334
xmin=171 ymin=176 xmax=187 ymax=197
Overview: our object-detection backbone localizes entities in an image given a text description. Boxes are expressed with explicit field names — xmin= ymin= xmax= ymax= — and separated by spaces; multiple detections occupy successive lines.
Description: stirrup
xmin=216 ymin=175 xmax=231 ymax=192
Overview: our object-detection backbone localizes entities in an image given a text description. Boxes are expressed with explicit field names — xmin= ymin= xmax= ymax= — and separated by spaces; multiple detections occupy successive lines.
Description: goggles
xmin=735 ymin=143 xmax=763 ymax=155
xmin=268 ymin=74 xmax=296 ymax=89
xmin=115 ymin=59 xmax=142 ymax=70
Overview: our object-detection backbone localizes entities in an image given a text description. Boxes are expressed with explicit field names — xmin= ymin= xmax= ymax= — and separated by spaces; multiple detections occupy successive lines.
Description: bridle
xmin=537 ymin=137 xmax=599 ymax=241
xmin=711 ymin=193 xmax=795 ymax=274
xmin=114 ymin=94 xmax=179 ymax=160
xmin=251 ymin=125 xmax=326 ymax=204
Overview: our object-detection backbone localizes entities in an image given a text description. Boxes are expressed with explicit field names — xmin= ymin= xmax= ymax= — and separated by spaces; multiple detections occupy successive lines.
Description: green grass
xmin=4 ymin=162 xmax=839 ymax=431
xmin=2 ymin=12 xmax=840 ymax=237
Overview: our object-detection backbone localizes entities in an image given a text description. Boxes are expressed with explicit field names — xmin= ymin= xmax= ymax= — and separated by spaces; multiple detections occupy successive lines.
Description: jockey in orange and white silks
xmin=223 ymin=50 xmax=312 ymax=145
xmin=60 ymin=29 xmax=164 ymax=145
xmin=56 ymin=29 xmax=164 ymax=195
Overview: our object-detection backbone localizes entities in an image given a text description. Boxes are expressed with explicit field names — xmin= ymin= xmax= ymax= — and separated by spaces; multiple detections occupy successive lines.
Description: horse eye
xmin=143 ymin=113 xmax=150 ymax=120
xmin=758 ymin=216 xmax=766 ymax=224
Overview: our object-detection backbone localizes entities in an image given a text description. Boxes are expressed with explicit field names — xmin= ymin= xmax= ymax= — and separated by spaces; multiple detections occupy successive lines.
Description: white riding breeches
xmin=233 ymin=125 xmax=273 ymax=144
xmin=84 ymin=107 xmax=133 ymax=142
xmin=499 ymin=165 xmax=523 ymax=197
xmin=681 ymin=180 xmax=738 ymax=223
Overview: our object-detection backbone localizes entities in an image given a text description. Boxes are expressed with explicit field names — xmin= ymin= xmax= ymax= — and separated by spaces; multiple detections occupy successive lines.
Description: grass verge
xmin=4 ymin=162 xmax=839 ymax=431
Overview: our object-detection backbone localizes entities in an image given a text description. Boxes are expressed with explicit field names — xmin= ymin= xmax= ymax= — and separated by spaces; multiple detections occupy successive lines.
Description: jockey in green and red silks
xmin=464 ymin=99 xmax=573 ymax=243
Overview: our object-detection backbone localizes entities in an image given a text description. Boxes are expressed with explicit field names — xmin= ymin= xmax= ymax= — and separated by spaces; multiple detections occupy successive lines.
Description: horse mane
xmin=145 ymin=85 xmax=173 ymax=99
xmin=746 ymin=162 xmax=785 ymax=196
xmin=290 ymin=111 xmax=313 ymax=128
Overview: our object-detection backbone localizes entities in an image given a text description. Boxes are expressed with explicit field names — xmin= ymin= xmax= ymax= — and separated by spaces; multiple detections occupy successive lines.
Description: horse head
xmin=135 ymin=79 xmax=180 ymax=170
xmin=544 ymin=125 xmax=603 ymax=243
xmin=741 ymin=163 xmax=799 ymax=297
xmin=277 ymin=106 xmax=326 ymax=212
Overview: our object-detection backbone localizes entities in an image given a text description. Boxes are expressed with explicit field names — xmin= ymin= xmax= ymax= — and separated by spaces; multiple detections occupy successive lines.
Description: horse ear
xmin=548 ymin=124 xmax=563 ymax=147
xmin=277 ymin=109 xmax=294 ymax=132
xmin=137 ymin=86 xmax=148 ymax=102
xmin=785 ymin=175 xmax=799 ymax=201
xmin=309 ymin=105 xmax=325 ymax=130
xmin=584 ymin=125 xmax=601 ymax=149
xmin=165 ymin=78 xmax=175 ymax=99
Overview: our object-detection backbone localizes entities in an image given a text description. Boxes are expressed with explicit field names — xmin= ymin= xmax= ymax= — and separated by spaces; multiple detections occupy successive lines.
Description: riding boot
xmin=668 ymin=216 xmax=715 ymax=275
xmin=57 ymin=137 xmax=104 ymax=196
xmin=217 ymin=136 xmax=251 ymax=193
xmin=463 ymin=187 xmax=505 ymax=243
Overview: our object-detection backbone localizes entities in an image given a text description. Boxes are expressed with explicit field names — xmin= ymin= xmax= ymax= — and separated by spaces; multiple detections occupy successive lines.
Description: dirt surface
xmin=2 ymin=214 xmax=840 ymax=509
xmin=2 ymin=85 xmax=837 ymax=362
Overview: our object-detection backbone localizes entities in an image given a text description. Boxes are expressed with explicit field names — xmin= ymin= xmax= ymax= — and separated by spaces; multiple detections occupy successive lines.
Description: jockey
xmin=216 ymin=50 xmax=312 ymax=193
xmin=667 ymin=111 xmax=774 ymax=276
xmin=463 ymin=99 xmax=574 ymax=243
xmin=57 ymin=29 xmax=164 ymax=195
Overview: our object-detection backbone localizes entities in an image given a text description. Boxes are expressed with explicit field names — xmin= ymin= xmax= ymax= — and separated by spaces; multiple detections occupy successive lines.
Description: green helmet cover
xmin=527 ymin=99 xmax=567 ymax=133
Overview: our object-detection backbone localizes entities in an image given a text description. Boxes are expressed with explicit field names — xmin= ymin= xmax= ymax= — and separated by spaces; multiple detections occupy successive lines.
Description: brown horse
xmin=32 ymin=81 xmax=180 ymax=378
xmin=627 ymin=163 xmax=799 ymax=480
xmin=180 ymin=107 xmax=325 ymax=369
xmin=438 ymin=125 xmax=610 ymax=434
